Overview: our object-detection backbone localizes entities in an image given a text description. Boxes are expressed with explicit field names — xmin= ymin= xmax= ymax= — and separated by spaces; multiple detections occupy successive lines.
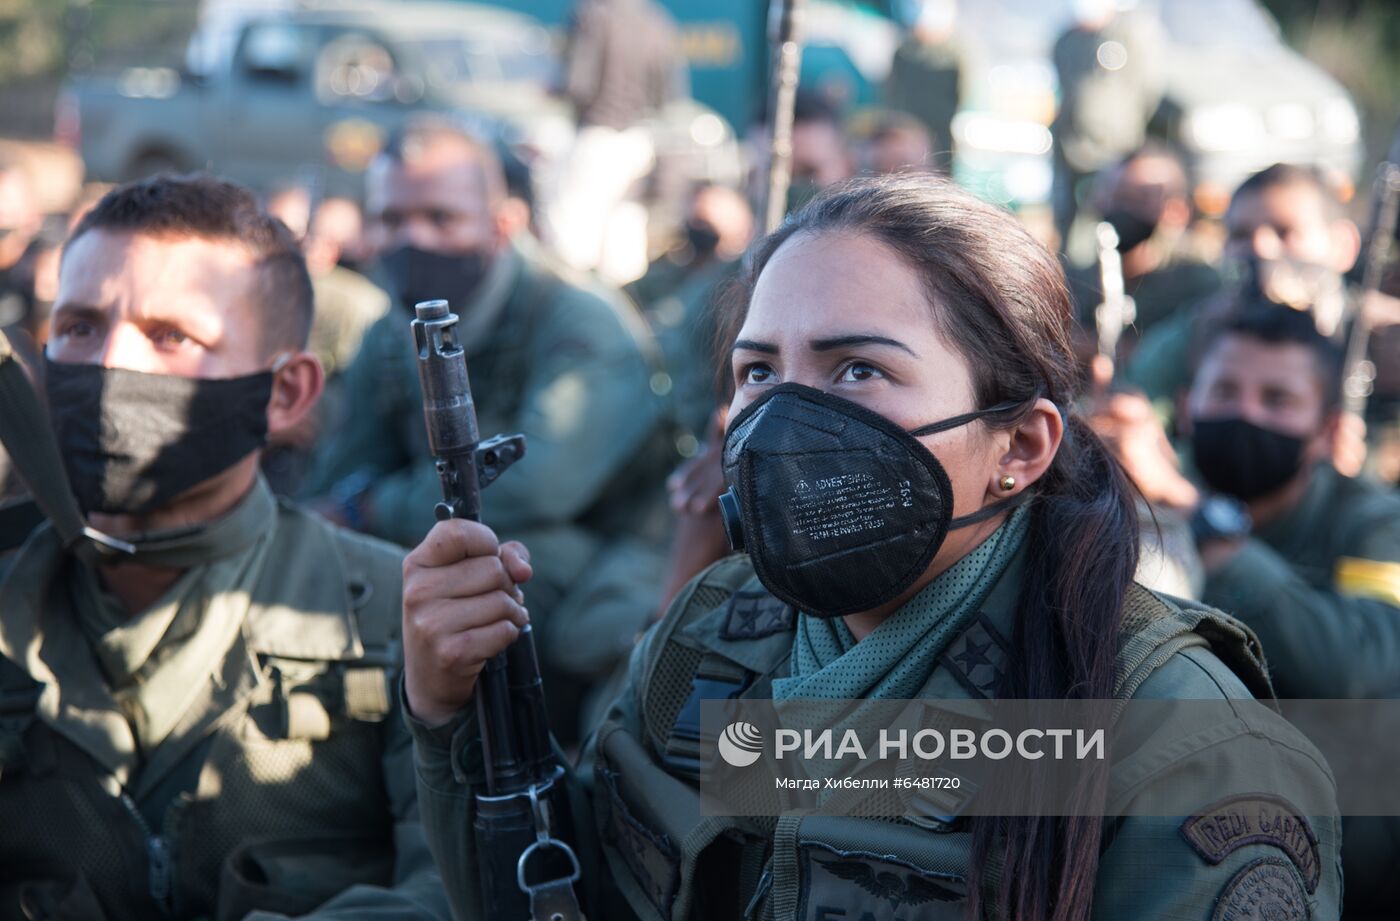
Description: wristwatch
xmin=329 ymin=469 xmax=375 ymax=531
xmin=1190 ymin=494 xmax=1252 ymax=545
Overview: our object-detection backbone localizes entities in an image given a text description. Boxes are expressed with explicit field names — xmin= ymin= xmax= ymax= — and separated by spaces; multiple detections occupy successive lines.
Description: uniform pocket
xmin=0 ymin=870 xmax=110 ymax=921
xmin=779 ymin=816 xmax=971 ymax=921
xmin=215 ymin=834 xmax=393 ymax=921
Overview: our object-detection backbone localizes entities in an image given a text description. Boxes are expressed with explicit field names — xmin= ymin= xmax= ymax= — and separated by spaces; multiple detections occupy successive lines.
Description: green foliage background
xmin=0 ymin=0 xmax=197 ymax=82
xmin=1261 ymin=0 xmax=1400 ymax=173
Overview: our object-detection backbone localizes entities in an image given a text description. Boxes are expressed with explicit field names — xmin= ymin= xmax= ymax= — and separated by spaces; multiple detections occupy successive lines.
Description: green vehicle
xmin=478 ymin=0 xmax=899 ymax=131
xmin=59 ymin=0 xmax=741 ymax=203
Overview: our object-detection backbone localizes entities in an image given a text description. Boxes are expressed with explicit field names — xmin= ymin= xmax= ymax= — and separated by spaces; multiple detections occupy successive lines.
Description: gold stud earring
xmin=998 ymin=475 xmax=1016 ymax=491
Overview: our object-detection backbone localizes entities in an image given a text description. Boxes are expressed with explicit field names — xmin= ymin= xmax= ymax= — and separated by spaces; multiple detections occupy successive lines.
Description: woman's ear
xmin=987 ymin=398 xmax=1063 ymax=498
xmin=265 ymin=351 xmax=325 ymax=437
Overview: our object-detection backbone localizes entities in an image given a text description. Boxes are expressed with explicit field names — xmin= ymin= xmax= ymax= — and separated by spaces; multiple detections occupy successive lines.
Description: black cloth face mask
xmin=380 ymin=245 xmax=491 ymax=315
xmin=1190 ymin=416 xmax=1310 ymax=501
xmin=718 ymin=383 xmax=1024 ymax=618
xmin=46 ymin=359 xmax=274 ymax=515
xmin=684 ymin=220 xmax=721 ymax=257
xmin=1103 ymin=206 xmax=1160 ymax=253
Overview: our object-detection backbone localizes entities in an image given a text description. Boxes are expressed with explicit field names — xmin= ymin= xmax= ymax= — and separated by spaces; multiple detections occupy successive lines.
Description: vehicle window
xmin=317 ymin=32 xmax=401 ymax=103
xmin=404 ymin=26 xmax=557 ymax=89
xmin=238 ymin=22 xmax=315 ymax=86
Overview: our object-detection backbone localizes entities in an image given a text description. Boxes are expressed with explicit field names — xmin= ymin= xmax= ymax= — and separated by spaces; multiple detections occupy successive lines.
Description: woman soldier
xmin=400 ymin=176 xmax=1340 ymax=920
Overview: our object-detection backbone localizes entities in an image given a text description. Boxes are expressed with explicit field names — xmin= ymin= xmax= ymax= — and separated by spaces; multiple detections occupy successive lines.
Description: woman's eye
xmin=62 ymin=320 xmax=96 ymax=340
xmin=152 ymin=328 xmax=189 ymax=348
xmin=839 ymin=361 xmax=883 ymax=383
xmin=744 ymin=364 xmax=775 ymax=385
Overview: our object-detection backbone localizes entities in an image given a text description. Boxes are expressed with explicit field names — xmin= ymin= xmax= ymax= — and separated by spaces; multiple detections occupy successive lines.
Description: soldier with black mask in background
xmin=1065 ymin=143 xmax=1221 ymax=352
xmin=1109 ymin=304 xmax=1400 ymax=918
xmin=305 ymin=116 xmax=676 ymax=743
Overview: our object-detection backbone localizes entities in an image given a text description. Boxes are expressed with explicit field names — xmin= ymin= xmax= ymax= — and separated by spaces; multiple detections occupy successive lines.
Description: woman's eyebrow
xmin=809 ymin=334 xmax=919 ymax=357
xmin=50 ymin=302 xmax=104 ymax=324
xmin=732 ymin=338 xmax=779 ymax=354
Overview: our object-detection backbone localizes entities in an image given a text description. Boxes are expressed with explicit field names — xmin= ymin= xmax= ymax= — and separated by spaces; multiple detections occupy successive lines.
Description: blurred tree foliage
xmin=1261 ymin=0 xmax=1400 ymax=167
xmin=64 ymin=0 xmax=199 ymax=71
xmin=0 ymin=0 xmax=65 ymax=81
xmin=0 ymin=0 xmax=197 ymax=82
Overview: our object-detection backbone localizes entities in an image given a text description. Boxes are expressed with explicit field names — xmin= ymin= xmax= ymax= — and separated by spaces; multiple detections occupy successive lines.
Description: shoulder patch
xmin=1211 ymin=857 xmax=1310 ymax=921
xmin=720 ymin=590 xmax=795 ymax=640
xmin=938 ymin=614 xmax=1009 ymax=698
xmin=1181 ymin=794 xmax=1320 ymax=893
xmin=1334 ymin=556 xmax=1400 ymax=607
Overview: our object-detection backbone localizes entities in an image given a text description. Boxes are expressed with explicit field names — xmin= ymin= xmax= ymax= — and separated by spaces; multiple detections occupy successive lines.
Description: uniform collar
xmin=103 ymin=473 xmax=277 ymax=571
xmin=1252 ymin=462 xmax=1337 ymax=553
xmin=0 ymin=479 xmax=280 ymax=786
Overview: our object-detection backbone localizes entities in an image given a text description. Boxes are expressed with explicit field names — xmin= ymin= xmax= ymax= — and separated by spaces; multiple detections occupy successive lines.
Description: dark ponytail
xmin=725 ymin=176 xmax=1140 ymax=921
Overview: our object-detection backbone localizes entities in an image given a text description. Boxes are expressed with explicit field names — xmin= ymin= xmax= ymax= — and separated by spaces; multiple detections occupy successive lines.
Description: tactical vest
xmin=0 ymin=505 xmax=405 ymax=921
xmin=590 ymin=556 xmax=1274 ymax=921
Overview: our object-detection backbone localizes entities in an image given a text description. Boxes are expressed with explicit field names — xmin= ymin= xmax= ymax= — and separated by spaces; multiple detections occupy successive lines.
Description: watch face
xmin=1203 ymin=497 xmax=1251 ymax=536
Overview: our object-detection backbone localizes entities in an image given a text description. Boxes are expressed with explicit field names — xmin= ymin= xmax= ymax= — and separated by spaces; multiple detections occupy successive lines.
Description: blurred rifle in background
xmin=762 ymin=0 xmax=806 ymax=235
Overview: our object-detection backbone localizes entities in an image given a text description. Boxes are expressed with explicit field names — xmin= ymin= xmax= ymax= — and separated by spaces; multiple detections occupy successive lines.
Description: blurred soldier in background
xmin=264 ymin=186 xmax=389 ymax=386
xmin=308 ymin=195 xmax=373 ymax=272
xmin=1102 ymin=304 xmax=1400 ymax=917
xmin=1183 ymin=308 xmax=1400 ymax=698
xmin=1066 ymin=142 xmax=1221 ymax=350
xmin=305 ymin=117 xmax=673 ymax=741
xmin=263 ymin=187 xmax=390 ymax=495
xmin=0 ymin=160 xmax=47 ymax=337
xmin=748 ymin=89 xmax=855 ymax=218
xmin=548 ymin=0 xmax=685 ymax=283
xmin=0 ymin=161 xmax=51 ymax=502
xmin=300 ymin=197 xmax=389 ymax=385
xmin=1127 ymin=163 xmax=1361 ymax=417
xmin=885 ymin=0 xmax=961 ymax=171
xmin=627 ymin=181 xmax=753 ymax=445
xmin=1051 ymin=0 xmax=1164 ymax=251
xmin=265 ymin=182 xmax=312 ymax=241
xmin=857 ymin=111 xmax=937 ymax=176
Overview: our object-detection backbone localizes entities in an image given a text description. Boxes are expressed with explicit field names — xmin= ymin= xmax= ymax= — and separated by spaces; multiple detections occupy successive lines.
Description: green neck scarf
xmin=772 ymin=505 xmax=1030 ymax=701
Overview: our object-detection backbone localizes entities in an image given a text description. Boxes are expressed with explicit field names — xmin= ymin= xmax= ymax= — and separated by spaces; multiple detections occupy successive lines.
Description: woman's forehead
xmin=743 ymin=230 xmax=942 ymax=344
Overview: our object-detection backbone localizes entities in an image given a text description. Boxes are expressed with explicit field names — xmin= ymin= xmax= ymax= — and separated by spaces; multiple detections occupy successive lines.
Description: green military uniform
xmin=1066 ymin=252 xmax=1222 ymax=351
xmin=1202 ymin=463 xmax=1400 ymax=918
xmin=307 ymin=266 xmax=391 ymax=382
xmin=410 ymin=507 xmax=1342 ymax=920
xmin=0 ymin=476 xmax=451 ymax=921
xmin=884 ymin=37 xmax=961 ymax=167
xmin=1123 ymin=294 xmax=1211 ymax=409
xmin=627 ymin=252 xmax=738 ymax=446
xmin=306 ymin=238 xmax=674 ymax=731
xmin=1203 ymin=463 xmax=1400 ymax=698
